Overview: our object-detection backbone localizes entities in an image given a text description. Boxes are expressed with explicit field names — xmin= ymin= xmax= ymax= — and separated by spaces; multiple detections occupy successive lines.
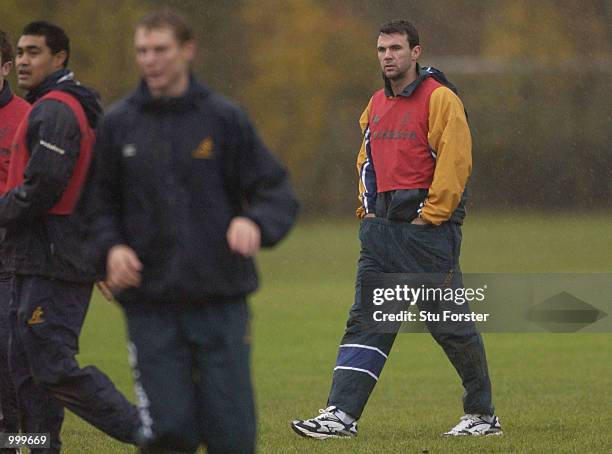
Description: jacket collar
xmin=131 ymin=74 xmax=211 ymax=111
xmin=24 ymin=68 xmax=102 ymax=129
xmin=383 ymin=63 xmax=433 ymax=98
xmin=383 ymin=64 xmax=460 ymax=98
xmin=25 ymin=68 xmax=74 ymax=104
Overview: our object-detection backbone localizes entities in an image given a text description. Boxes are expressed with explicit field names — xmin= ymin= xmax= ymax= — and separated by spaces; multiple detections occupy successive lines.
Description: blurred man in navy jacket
xmin=83 ymin=8 xmax=298 ymax=454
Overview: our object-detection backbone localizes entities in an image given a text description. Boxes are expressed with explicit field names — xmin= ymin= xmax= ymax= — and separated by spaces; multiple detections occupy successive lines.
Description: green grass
xmin=60 ymin=214 xmax=612 ymax=453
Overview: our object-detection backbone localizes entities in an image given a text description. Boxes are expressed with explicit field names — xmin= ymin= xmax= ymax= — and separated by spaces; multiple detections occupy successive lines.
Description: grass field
xmin=61 ymin=214 xmax=612 ymax=453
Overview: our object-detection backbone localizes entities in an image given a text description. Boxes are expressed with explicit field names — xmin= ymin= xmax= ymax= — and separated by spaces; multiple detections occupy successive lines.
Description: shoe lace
xmin=316 ymin=407 xmax=337 ymax=419
xmin=312 ymin=406 xmax=345 ymax=424
xmin=451 ymin=414 xmax=481 ymax=431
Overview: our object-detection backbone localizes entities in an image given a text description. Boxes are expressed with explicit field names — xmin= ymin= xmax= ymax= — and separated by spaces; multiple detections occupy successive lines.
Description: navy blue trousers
xmin=123 ymin=299 xmax=255 ymax=454
xmin=9 ymin=275 xmax=139 ymax=453
xmin=0 ymin=273 xmax=17 ymax=434
xmin=328 ymin=219 xmax=494 ymax=419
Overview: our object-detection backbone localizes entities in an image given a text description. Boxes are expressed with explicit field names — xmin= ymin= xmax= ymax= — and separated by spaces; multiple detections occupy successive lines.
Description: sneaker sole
xmin=290 ymin=421 xmax=354 ymax=440
xmin=442 ymin=429 xmax=503 ymax=437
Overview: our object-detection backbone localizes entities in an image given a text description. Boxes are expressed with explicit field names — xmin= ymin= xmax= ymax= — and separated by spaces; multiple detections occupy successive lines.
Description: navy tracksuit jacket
xmin=0 ymin=70 xmax=139 ymax=452
xmin=81 ymin=76 xmax=298 ymax=453
xmin=83 ymin=76 xmax=298 ymax=305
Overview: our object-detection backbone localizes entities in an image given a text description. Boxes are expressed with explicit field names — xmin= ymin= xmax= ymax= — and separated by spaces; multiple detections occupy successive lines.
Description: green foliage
xmin=2 ymin=1 xmax=610 ymax=214
xmin=468 ymin=0 xmax=612 ymax=211
xmin=2 ymin=0 xmax=147 ymax=103
xmin=241 ymin=0 xmax=378 ymax=213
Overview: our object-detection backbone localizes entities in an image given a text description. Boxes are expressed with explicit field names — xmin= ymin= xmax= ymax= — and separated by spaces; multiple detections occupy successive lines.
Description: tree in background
xmin=2 ymin=0 xmax=147 ymax=102
xmin=241 ymin=0 xmax=379 ymax=214
xmin=3 ymin=0 xmax=611 ymax=215
xmin=470 ymin=0 xmax=612 ymax=211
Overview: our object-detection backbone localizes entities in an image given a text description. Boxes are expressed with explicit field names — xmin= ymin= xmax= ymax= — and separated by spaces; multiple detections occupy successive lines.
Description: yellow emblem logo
xmin=27 ymin=306 xmax=45 ymax=325
xmin=192 ymin=137 xmax=214 ymax=159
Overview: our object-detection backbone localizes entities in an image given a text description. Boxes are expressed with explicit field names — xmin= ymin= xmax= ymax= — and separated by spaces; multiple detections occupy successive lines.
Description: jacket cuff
xmin=419 ymin=205 xmax=445 ymax=225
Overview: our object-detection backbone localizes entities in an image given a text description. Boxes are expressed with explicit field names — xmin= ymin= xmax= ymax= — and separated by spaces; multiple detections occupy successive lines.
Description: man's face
xmin=15 ymin=35 xmax=65 ymax=90
xmin=134 ymin=26 xmax=194 ymax=96
xmin=377 ymin=33 xmax=420 ymax=81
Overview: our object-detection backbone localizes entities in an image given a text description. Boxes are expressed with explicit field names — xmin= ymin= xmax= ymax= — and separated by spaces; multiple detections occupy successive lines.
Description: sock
xmin=479 ymin=414 xmax=494 ymax=423
xmin=334 ymin=408 xmax=356 ymax=425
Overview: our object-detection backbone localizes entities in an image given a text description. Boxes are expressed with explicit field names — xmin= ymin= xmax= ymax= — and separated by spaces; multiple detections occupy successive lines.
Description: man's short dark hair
xmin=22 ymin=21 xmax=70 ymax=67
xmin=136 ymin=8 xmax=194 ymax=44
xmin=380 ymin=20 xmax=419 ymax=48
xmin=0 ymin=30 xmax=14 ymax=65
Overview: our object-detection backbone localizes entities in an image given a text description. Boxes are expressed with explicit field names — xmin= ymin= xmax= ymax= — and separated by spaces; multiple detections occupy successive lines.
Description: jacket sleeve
xmin=419 ymin=86 xmax=472 ymax=225
xmin=233 ymin=109 xmax=298 ymax=247
xmin=76 ymin=112 xmax=125 ymax=268
xmin=356 ymin=97 xmax=377 ymax=218
xmin=0 ymin=100 xmax=81 ymax=227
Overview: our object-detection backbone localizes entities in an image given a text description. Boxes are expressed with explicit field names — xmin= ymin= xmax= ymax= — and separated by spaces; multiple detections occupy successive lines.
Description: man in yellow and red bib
xmin=0 ymin=21 xmax=139 ymax=452
xmin=292 ymin=20 xmax=502 ymax=439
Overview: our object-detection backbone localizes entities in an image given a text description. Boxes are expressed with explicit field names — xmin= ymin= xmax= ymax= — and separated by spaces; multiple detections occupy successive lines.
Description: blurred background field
xmin=64 ymin=214 xmax=612 ymax=453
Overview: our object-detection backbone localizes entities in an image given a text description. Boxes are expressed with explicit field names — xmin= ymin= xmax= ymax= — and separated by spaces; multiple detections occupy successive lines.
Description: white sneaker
xmin=291 ymin=406 xmax=357 ymax=439
xmin=443 ymin=414 xmax=503 ymax=436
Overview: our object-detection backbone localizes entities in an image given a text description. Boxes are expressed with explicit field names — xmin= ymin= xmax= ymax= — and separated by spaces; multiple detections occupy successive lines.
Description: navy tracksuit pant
xmin=8 ymin=275 xmax=140 ymax=453
xmin=328 ymin=218 xmax=494 ymax=419
xmin=123 ymin=299 xmax=255 ymax=454
xmin=0 ymin=273 xmax=17 ymax=435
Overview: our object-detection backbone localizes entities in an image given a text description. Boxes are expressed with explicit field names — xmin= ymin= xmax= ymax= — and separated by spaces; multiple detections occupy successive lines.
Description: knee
xmin=431 ymin=331 xmax=482 ymax=351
